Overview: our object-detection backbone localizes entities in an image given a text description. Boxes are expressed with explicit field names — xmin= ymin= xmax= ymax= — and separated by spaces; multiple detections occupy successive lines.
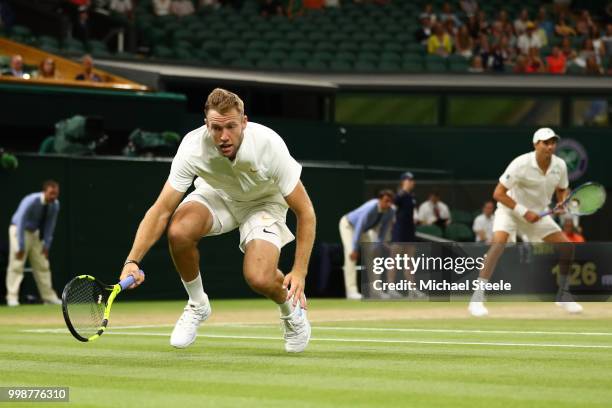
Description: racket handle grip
xmin=119 ymin=270 xmax=144 ymax=291
xmin=538 ymin=209 xmax=553 ymax=217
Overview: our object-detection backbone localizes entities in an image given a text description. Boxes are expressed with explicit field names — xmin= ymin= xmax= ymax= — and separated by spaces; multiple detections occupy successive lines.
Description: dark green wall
xmin=0 ymin=83 xmax=187 ymax=133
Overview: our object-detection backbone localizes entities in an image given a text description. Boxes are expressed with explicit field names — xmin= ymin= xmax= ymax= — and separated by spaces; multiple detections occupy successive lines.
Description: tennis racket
xmin=539 ymin=182 xmax=606 ymax=217
xmin=61 ymin=272 xmax=143 ymax=342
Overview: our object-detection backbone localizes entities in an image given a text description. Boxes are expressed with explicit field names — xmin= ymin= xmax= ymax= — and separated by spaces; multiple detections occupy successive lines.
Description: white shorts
xmin=493 ymin=207 xmax=561 ymax=242
xmin=180 ymin=184 xmax=295 ymax=252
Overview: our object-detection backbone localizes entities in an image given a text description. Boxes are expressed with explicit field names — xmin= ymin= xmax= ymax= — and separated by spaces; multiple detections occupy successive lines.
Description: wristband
xmin=123 ymin=259 xmax=141 ymax=269
xmin=513 ymin=204 xmax=528 ymax=217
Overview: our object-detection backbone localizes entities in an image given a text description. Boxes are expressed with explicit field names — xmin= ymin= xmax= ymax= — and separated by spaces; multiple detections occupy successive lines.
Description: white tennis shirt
xmin=499 ymin=152 xmax=569 ymax=212
xmin=168 ymin=122 xmax=302 ymax=203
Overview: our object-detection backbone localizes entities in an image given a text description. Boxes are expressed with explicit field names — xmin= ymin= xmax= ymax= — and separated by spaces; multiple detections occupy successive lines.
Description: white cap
xmin=532 ymin=127 xmax=560 ymax=144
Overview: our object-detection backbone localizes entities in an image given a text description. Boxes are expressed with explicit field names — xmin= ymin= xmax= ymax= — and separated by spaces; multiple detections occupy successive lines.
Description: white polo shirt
xmin=499 ymin=152 xmax=568 ymax=212
xmin=472 ymin=213 xmax=494 ymax=242
xmin=168 ymin=122 xmax=302 ymax=204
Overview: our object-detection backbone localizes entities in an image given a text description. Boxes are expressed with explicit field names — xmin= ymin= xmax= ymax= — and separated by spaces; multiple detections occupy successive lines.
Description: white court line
xmin=20 ymin=329 xmax=612 ymax=349
xmin=23 ymin=324 xmax=612 ymax=337
xmin=231 ymin=325 xmax=612 ymax=337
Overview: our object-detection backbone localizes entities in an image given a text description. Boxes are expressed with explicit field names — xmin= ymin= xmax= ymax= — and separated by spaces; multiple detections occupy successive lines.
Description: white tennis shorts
xmin=179 ymin=184 xmax=295 ymax=252
xmin=493 ymin=207 xmax=561 ymax=242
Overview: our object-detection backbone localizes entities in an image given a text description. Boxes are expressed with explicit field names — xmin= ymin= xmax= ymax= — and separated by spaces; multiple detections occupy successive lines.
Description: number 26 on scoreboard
xmin=552 ymin=262 xmax=598 ymax=286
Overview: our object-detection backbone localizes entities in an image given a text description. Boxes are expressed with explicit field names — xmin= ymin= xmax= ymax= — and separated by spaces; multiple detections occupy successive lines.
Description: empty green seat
xmin=450 ymin=210 xmax=474 ymax=226
xmin=416 ymin=224 xmax=443 ymax=238
xmin=444 ymin=223 xmax=474 ymax=242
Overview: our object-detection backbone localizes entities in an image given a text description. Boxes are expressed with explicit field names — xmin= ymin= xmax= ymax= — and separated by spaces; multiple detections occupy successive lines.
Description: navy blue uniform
xmin=391 ymin=191 xmax=416 ymax=242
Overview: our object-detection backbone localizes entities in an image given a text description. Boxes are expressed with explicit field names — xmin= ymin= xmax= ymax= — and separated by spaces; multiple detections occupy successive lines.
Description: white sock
xmin=278 ymin=300 xmax=294 ymax=316
xmin=471 ymin=277 xmax=488 ymax=303
xmin=182 ymin=273 xmax=208 ymax=306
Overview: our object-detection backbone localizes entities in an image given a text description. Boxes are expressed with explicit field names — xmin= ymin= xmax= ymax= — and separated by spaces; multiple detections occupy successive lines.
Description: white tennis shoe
xmin=555 ymin=301 xmax=583 ymax=314
xmin=170 ymin=301 xmax=211 ymax=348
xmin=468 ymin=301 xmax=489 ymax=317
xmin=280 ymin=305 xmax=311 ymax=353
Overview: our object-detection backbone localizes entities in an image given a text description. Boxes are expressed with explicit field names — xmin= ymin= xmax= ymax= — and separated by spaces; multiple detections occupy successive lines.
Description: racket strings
xmin=65 ymin=279 xmax=107 ymax=337
xmin=571 ymin=185 xmax=606 ymax=215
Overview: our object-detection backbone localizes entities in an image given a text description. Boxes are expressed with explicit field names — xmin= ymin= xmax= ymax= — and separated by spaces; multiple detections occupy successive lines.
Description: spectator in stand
xmin=2 ymin=54 xmax=26 ymax=78
xmin=578 ymin=38 xmax=600 ymax=67
xmin=525 ymin=47 xmax=546 ymax=73
xmin=494 ymin=9 xmax=510 ymax=28
xmin=110 ymin=0 xmax=133 ymax=18
xmin=489 ymin=21 xmax=504 ymax=46
xmin=459 ymin=0 xmax=478 ymax=18
xmin=427 ymin=22 xmax=452 ymax=57
xmin=153 ymin=0 xmax=172 ymax=16
xmin=466 ymin=14 xmax=480 ymax=39
xmin=503 ymin=21 xmax=517 ymax=48
xmin=536 ymin=6 xmax=555 ymax=40
xmin=517 ymin=22 xmax=542 ymax=55
xmin=500 ymin=34 xmax=516 ymax=61
xmin=440 ymin=2 xmax=461 ymax=27
xmin=490 ymin=43 xmax=507 ymax=72
xmin=475 ymin=33 xmax=491 ymax=69
xmin=37 ymin=57 xmax=59 ymax=79
xmin=455 ymin=25 xmax=474 ymax=58
xmin=589 ymin=26 xmax=606 ymax=65
xmin=415 ymin=14 xmax=433 ymax=45
xmin=477 ymin=10 xmax=490 ymax=34
xmin=585 ymin=55 xmax=603 ymax=75
xmin=259 ymin=0 xmax=283 ymax=17
xmin=444 ymin=18 xmax=458 ymax=37
xmin=514 ymin=8 xmax=529 ymax=35
xmin=534 ymin=17 xmax=549 ymax=47
xmin=171 ymin=0 xmax=195 ymax=16
xmin=555 ymin=13 xmax=576 ymax=37
xmin=417 ymin=190 xmax=451 ymax=229
xmin=473 ymin=200 xmax=495 ymax=244
xmin=513 ymin=54 xmax=528 ymax=73
xmin=575 ymin=9 xmax=594 ymax=37
xmin=560 ymin=36 xmax=578 ymax=61
xmin=75 ymin=54 xmax=102 ymax=82
xmin=546 ymin=46 xmax=567 ymax=74
xmin=468 ymin=55 xmax=484 ymax=72
xmin=561 ymin=216 xmax=585 ymax=242
xmin=421 ymin=3 xmax=436 ymax=23
xmin=601 ymin=24 xmax=612 ymax=57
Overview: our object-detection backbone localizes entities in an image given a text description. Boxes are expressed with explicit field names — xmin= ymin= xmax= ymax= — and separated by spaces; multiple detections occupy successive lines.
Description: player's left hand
xmin=42 ymin=248 xmax=49 ymax=258
xmin=283 ymin=271 xmax=307 ymax=309
xmin=553 ymin=203 xmax=566 ymax=215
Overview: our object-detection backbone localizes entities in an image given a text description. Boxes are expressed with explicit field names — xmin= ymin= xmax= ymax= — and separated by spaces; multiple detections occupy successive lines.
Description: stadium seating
xmin=444 ymin=223 xmax=474 ymax=242
xmin=1 ymin=0 xmax=609 ymax=75
xmin=416 ymin=224 xmax=444 ymax=238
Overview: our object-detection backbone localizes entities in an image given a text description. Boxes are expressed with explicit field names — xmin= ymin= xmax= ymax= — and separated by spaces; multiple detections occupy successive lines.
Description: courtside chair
xmin=416 ymin=224 xmax=444 ymax=238
xmin=444 ymin=223 xmax=475 ymax=242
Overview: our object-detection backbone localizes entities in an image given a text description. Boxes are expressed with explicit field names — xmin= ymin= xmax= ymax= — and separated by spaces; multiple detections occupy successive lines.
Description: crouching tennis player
xmin=119 ymin=88 xmax=316 ymax=352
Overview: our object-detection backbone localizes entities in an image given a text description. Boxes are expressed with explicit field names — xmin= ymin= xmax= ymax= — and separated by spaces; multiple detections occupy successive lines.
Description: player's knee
xmin=244 ymin=269 xmax=275 ymax=294
xmin=167 ymin=221 xmax=196 ymax=248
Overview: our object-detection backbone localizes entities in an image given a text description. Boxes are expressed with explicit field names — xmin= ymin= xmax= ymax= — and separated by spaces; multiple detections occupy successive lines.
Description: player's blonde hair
xmin=204 ymin=88 xmax=244 ymax=116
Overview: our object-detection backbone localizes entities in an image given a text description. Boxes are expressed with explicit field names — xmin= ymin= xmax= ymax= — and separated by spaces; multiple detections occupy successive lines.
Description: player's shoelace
xmin=177 ymin=304 xmax=209 ymax=329
xmin=280 ymin=308 xmax=307 ymax=341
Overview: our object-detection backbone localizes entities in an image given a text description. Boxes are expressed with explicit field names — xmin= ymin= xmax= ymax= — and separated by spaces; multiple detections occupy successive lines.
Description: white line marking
xmin=22 ymin=324 xmax=612 ymax=336
xmin=20 ymin=329 xmax=612 ymax=349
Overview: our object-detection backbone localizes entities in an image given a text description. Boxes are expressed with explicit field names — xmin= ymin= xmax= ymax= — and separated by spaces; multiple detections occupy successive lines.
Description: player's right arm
xmin=492 ymin=183 xmax=539 ymax=223
xmin=119 ymin=182 xmax=184 ymax=287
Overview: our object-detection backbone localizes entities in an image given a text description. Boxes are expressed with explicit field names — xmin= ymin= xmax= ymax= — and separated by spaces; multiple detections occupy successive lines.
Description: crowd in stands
xmin=416 ymin=2 xmax=612 ymax=75
xmin=1 ymin=53 xmax=104 ymax=82
xmin=1 ymin=0 xmax=611 ymax=75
